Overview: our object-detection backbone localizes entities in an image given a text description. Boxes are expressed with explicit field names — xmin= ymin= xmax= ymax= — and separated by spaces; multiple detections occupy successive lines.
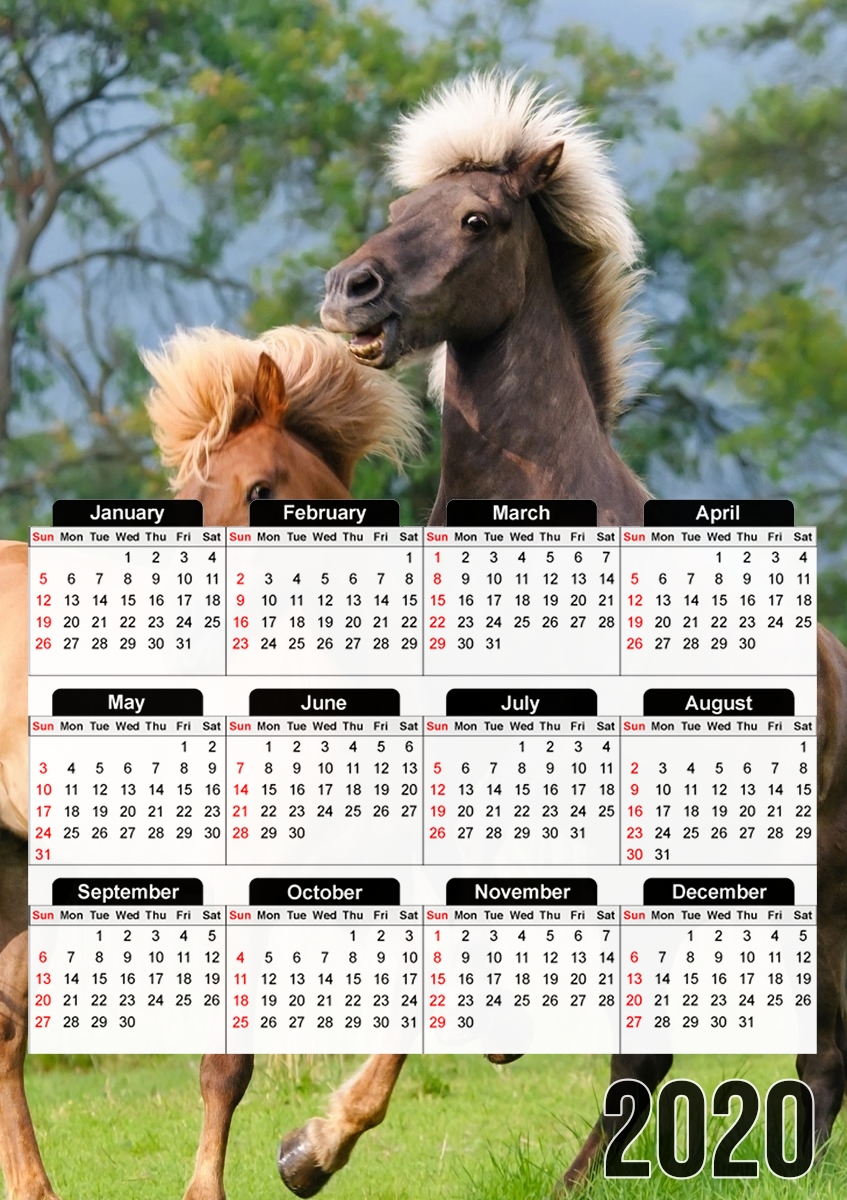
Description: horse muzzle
xmin=321 ymin=302 xmax=402 ymax=372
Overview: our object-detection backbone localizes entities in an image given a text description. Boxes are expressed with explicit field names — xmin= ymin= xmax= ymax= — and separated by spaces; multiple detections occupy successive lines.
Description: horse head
xmin=143 ymin=325 xmax=423 ymax=526
xmin=321 ymin=147 xmax=562 ymax=370
xmin=173 ymin=352 xmax=350 ymax=525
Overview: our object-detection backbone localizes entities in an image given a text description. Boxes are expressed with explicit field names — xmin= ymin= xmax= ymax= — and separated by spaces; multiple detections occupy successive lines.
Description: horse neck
xmin=429 ymin=232 xmax=646 ymax=527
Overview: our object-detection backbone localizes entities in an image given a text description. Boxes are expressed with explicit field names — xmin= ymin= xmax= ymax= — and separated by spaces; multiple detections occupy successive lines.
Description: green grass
xmin=19 ymin=1054 xmax=847 ymax=1200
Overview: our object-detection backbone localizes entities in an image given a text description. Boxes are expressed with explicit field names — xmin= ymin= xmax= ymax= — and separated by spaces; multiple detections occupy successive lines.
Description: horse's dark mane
xmin=530 ymin=198 xmax=619 ymax=430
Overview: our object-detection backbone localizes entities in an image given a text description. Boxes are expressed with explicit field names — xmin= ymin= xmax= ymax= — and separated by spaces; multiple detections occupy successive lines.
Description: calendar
xmin=28 ymin=497 xmax=817 ymax=1054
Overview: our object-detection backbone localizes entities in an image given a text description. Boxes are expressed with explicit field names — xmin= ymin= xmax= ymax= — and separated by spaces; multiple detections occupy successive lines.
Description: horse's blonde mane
xmin=389 ymin=72 xmax=644 ymax=425
xmin=143 ymin=325 xmax=423 ymax=491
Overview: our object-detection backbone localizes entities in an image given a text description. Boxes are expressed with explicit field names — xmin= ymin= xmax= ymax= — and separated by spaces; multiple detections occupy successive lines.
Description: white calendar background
xmin=28 ymin=498 xmax=818 ymax=1055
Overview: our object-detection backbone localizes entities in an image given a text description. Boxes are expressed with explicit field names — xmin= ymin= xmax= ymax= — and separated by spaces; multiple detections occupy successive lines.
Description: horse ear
xmin=507 ymin=141 xmax=564 ymax=200
xmin=254 ymin=351 xmax=288 ymax=425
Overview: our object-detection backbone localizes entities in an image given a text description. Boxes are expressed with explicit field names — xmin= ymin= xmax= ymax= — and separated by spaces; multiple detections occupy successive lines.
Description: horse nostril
xmin=344 ymin=264 xmax=384 ymax=302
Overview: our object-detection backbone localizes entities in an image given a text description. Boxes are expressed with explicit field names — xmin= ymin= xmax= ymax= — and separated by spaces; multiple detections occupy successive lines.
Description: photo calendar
xmin=27 ymin=497 xmax=817 ymax=1056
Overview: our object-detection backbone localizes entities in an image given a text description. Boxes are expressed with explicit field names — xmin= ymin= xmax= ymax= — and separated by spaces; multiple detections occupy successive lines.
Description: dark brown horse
xmin=322 ymin=74 xmax=648 ymax=528
xmin=0 ymin=325 xmax=421 ymax=1200
xmin=270 ymin=72 xmax=847 ymax=1197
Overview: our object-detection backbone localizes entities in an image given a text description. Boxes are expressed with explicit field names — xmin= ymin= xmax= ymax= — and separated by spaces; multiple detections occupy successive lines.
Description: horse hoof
xmin=278 ymin=1129 xmax=332 ymax=1197
xmin=485 ymin=1053 xmax=522 ymax=1064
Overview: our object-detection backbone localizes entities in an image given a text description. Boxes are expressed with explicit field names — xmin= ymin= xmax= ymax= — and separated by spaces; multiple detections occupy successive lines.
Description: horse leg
xmin=278 ymin=1054 xmax=407 ymax=1197
xmin=558 ymin=1053 xmax=673 ymax=1190
xmin=0 ymin=833 xmax=60 ymax=1200
xmin=795 ymin=919 xmax=847 ymax=1155
xmin=183 ymin=1054 xmax=254 ymax=1200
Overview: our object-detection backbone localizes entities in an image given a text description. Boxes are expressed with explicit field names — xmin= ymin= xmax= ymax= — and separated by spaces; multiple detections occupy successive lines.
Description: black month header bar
xmin=642 ymin=689 xmax=795 ymax=717
xmin=643 ymin=499 xmax=795 ymax=526
xmin=51 ymin=689 xmax=203 ymax=716
xmin=248 ymin=499 xmax=399 ymax=526
xmin=643 ymin=878 xmax=796 ymax=905
xmin=52 ymin=499 xmax=203 ymax=526
xmin=445 ymin=689 xmax=598 ymax=717
xmin=445 ymin=877 xmax=598 ymax=905
xmin=52 ymin=878 xmax=204 ymax=904
xmin=446 ymin=499 xmax=597 ymax=526
xmin=249 ymin=878 xmax=401 ymax=905
xmin=249 ymin=688 xmax=401 ymax=716
xmin=47 ymin=497 xmax=800 ymax=527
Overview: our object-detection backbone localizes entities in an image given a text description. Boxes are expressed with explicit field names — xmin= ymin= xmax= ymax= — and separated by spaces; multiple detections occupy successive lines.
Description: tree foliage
xmin=618 ymin=0 xmax=847 ymax=636
xmin=0 ymin=0 xmax=258 ymax=530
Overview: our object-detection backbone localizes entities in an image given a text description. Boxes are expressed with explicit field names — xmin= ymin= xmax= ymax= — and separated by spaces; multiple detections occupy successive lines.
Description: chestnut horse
xmin=276 ymin=73 xmax=847 ymax=1196
xmin=144 ymin=325 xmax=421 ymax=524
xmin=0 ymin=324 xmax=421 ymax=1200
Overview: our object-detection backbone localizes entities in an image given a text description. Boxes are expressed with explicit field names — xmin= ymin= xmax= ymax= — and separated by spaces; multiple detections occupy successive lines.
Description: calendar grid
xmin=223 ymin=711 xmax=229 ymax=866
xmin=223 ymin=548 xmax=228 ymax=693
xmin=618 ymin=728 xmax=623 ymax=868
xmin=29 ymin=896 xmax=814 ymax=1054
xmin=421 ymin=716 xmax=427 ymax=868
xmin=617 ymin=541 xmax=622 ymax=676
xmin=28 ymin=498 xmax=819 ymax=1056
xmin=28 ymin=710 xmax=817 ymax=870
xmin=223 ymin=919 xmax=228 ymax=1042
xmin=617 ymin=920 xmax=623 ymax=1051
xmin=419 ymin=543 xmax=425 ymax=678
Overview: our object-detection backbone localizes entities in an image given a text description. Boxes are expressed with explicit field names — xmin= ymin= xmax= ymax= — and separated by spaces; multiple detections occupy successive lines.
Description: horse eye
xmin=462 ymin=213 xmax=489 ymax=233
xmin=248 ymin=483 xmax=272 ymax=502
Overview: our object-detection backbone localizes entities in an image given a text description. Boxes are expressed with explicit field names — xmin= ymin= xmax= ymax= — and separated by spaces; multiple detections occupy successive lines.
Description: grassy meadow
xmin=19 ymin=1053 xmax=847 ymax=1200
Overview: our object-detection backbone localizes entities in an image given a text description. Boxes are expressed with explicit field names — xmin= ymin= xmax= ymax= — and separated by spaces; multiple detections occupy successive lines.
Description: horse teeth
xmin=349 ymin=331 xmax=385 ymax=361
